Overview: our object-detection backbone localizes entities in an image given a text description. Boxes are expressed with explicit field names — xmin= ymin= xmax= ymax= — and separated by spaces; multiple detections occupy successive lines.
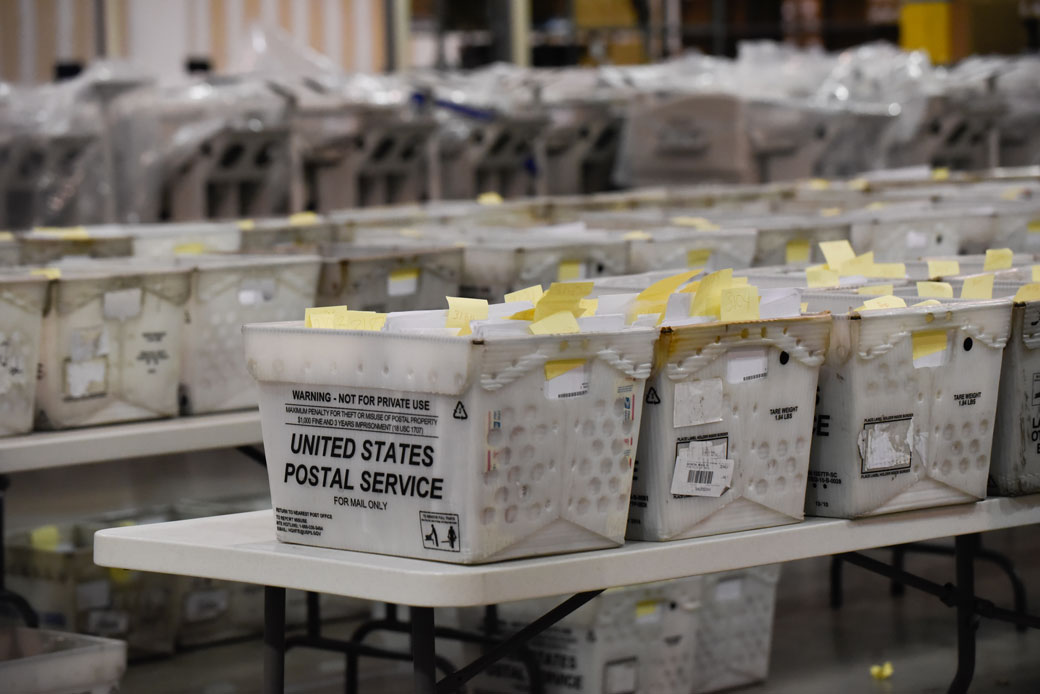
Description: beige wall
xmin=0 ymin=0 xmax=387 ymax=84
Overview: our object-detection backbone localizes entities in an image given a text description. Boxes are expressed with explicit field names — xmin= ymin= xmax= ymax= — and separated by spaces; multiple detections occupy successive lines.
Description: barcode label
xmin=671 ymin=437 xmax=734 ymax=497
xmin=689 ymin=470 xmax=714 ymax=484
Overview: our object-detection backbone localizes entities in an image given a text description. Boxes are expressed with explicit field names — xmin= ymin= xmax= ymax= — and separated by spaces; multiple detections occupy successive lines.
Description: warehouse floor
xmin=118 ymin=524 xmax=1040 ymax=694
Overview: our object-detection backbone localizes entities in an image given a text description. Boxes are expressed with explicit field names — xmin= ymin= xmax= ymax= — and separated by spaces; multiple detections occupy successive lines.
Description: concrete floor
xmin=116 ymin=525 xmax=1040 ymax=694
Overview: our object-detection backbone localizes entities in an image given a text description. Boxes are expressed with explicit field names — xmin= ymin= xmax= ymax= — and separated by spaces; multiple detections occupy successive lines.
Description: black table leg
xmin=264 ymin=586 xmax=286 ymax=694
xmin=949 ymin=533 xmax=979 ymax=694
xmin=411 ymin=606 xmax=437 ymax=694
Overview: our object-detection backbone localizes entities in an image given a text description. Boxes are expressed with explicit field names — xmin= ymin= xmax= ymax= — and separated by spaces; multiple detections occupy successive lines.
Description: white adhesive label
xmin=388 ymin=268 xmax=420 ymax=297
xmin=670 ymin=438 xmax=734 ymax=497
xmin=859 ymin=417 xmax=913 ymax=473
xmin=673 ymin=378 xmax=723 ymax=428
xmin=544 ymin=361 xmax=591 ymax=400
xmin=103 ymin=287 xmax=142 ymax=321
xmin=604 ymin=659 xmax=638 ymax=694
xmin=184 ymin=588 xmax=230 ymax=622
xmin=906 ymin=230 xmax=929 ymax=249
xmin=714 ymin=576 xmax=744 ymax=602
xmin=76 ymin=579 xmax=111 ymax=611
xmin=65 ymin=358 xmax=107 ymax=398
xmin=69 ymin=326 xmax=108 ymax=361
xmin=726 ymin=347 xmax=768 ymax=384
xmin=86 ymin=609 xmax=130 ymax=636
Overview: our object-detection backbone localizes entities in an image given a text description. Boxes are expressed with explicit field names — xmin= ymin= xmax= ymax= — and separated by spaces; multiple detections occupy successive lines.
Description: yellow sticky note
xmin=785 ymin=239 xmax=810 ymax=263
xmin=961 ymin=274 xmax=994 ymax=299
xmin=305 ymin=305 xmax=348 ymax=329
xmin=35 ymin=226 xmax=89 ymax=240
xmin=530 ymin=311 xmax=581 ymax=335
xmin=508 ymin=309 xmax=535 ymax=321
xmin=927 ymin=260 xmax=960 ymax=279
xmin=819 ymin=240 xmax=856 ymax=270
xmin=819 ymin=207 xmax=843 ymax=217
xmin=340 ymin=311 xmax=387 ymax=331
xmin=623 ymin=230 xmax=652 ymax=241
xmin=237 ymin=219 xmax=256 ymax=231
xmin=637 ymin=270 xmax=701 ymax=307
xmin=578 ymin=298 xmax=598 ymax=317
xmin=917 ymin=281 xmax=953 ymax=298
xmin=289 ymin=211 xmax=320 ymax=226
xmin=544 ymin=358 xmax=586 ymax=380
xmin=534 ymin=282 xmax=594 ymax=321
xmin=1028 ymin=219 xmax=1040 ymax=233
xmin=687 ymin=248 xmax=711 ymax=268
xmin=983 ymin=248 xmax=1013 ymax=271
xmin=912 ymin=330 xmax=948 ymax=360
xmin=839 ymin=251 xmax=875 ymax=277
xmin=174 ymin=242 xmax=208 ymax=255
xmin=912 ymin=299 xmax=942 ymax=307
xmin=806 ymin=266 xmax=839 ymax=288
xmin=857 ymin=295 xmax=907 ymax=311
xmin=849 ymin=177 xmax=869 ymax=191
xmin=0 ymin=231 xmax=14 ymax=241
xmin=857 ymin=284 xmax=893 ymax=296
xmin=671 ymin=216 xmax=718 ymax=231
xmin=557 ymin=260 xmax=584 ymax=281
xmin=477 ymin=191 xmax=503 ymax=205
xmin=720 ymin=285 xmax=760 ymax=323
xmin=678 ymin=280 xmax=701 ymax=294
xmin=390 ymin=267 xmax=420 ymax=283
xmin=30 ymin=525 xmax=60 ymax=551
xmin=867 ymin=201 xmax=888 ymax=211
xmin=635 ymin=600 xmax=660 ymax=619
xmin=800 ymin=302 xmax=809 ymax=313
xmin=865 ymin=263 xmax=906 ymax=279
xmin=1013 ymin=284 xmax=1040 ymax=302
xmin=808 ymin=178 xmax=830 ymax=190
xmin=1032 ymin=265 xmax=1040 ymax=282
xmin=932 ymin=167 xmax=950 ymax=181
xmin=505 ymin=285 xmax=544 ymax=304
xmin=30 ymin=268 xmax=61 ymax=280
xmin=446 ymin=297 xmax=489 ymax=336
xmin=690 ymin=268 xmax=733 ymax=318
xmin=870 ymin=661 xmax=894 ymax=681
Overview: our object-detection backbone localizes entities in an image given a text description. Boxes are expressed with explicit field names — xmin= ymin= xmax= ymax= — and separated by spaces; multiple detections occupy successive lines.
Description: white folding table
xmin=94 ymin=496 xmax=1040 ymax=694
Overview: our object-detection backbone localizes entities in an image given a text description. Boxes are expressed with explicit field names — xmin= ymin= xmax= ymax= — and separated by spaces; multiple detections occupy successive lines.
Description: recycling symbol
xmin=453 ymin=401 xmax=468 ymax=420
xmin=645 ymin=387 xmax=661 ymax=405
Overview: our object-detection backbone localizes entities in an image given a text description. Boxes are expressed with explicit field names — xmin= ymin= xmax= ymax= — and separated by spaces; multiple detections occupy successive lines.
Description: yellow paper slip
xmin=689 ymin=268 xmax=733 ymax=318
xmin=961 ymin=275 xmax=994 ymax=299
xmin=237 ymin=219 xmax=256 ymax=230
xmin=339 ymin=311 xmax=387 ymax=331
xmin=819 ymin=240 xmax=856 ymax=270
xmin=917 ymin=281 xmax=953 ymax=298
xmin=912 ymin=299 xmax=942 ymax=307
xmin=806 ymin=266 xmax=839 ymax=288
xmin=983 ymin=248 xmax=1013 ymax=271
xmin=174 ymin=242 xmax=208 ymax=255
xmin=30 ymin=268 xmax=61 ymax=280
xmin=544 ymin=358 xmax=586 ymax=381
xmin=623 ymin=230 xmax=652 ymax=240
xmin=927 ymin=259 xmax=960 ymax=279
xmin=34 ymin=226 xmax=89 ymax=240
xmin=720 ymin=285 xmax=759 ymax=322
xmin=912 ymin=330 xmax=948 ymax=360
xmin=635 ymin=269 xmax=701 ymax=314
xmin=534 ymin=282 xmax=594 ymax=321
xmin=807 ymin=178 xmax=830 ymax=190
xmin=446 ymin=297 xmax=489 ymax=336
xmin=1028 ymin=219 xmax=1040 ymax=233
xmin=0 ymin=231 xmax=14 ymax=241
xmin=857 ymin=284 xmax=893 ymax=296
xmin=30 ymin=524 xmax=60 ymax=551
xmin=687 ymin=248 xmax=711 ymax=268
xmin=819 ymin=207 xmax=842 ymax=217
xmin=289 ymin=211 xmax=320 ymax=226
xmin=530 ymin=311 xmax=581 ymax=335
xmin=932 ymin=167 xmax=950 ymax=181
xmin=671 ymin=216 xmax=719 ymax=231
xmin=839 ymin=251 xmax=874 ymax=277
xmin=557 ymin=260 xmax=585 ymax=281
xmin=508 ymin=309 xmax=534 ymax=321
xmin=305 ymin=306 xmax=348 ymax=329
xmin=856 ymin=295 xmax=906 ymax=311
xmin=579 ymin=298 xmax=598 ymax=317
xmin=477 ymin=191 xmax=503 ymax=205
xmin=785 ymin=239 xmax=810 ymax=264
xmin=1014 ymin=284 xmax=1040 ymax=302
xmin=800 ymin=302 xmax=809 ymax=313
xmin=504 ymin=285 xmax=544 ymax=304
